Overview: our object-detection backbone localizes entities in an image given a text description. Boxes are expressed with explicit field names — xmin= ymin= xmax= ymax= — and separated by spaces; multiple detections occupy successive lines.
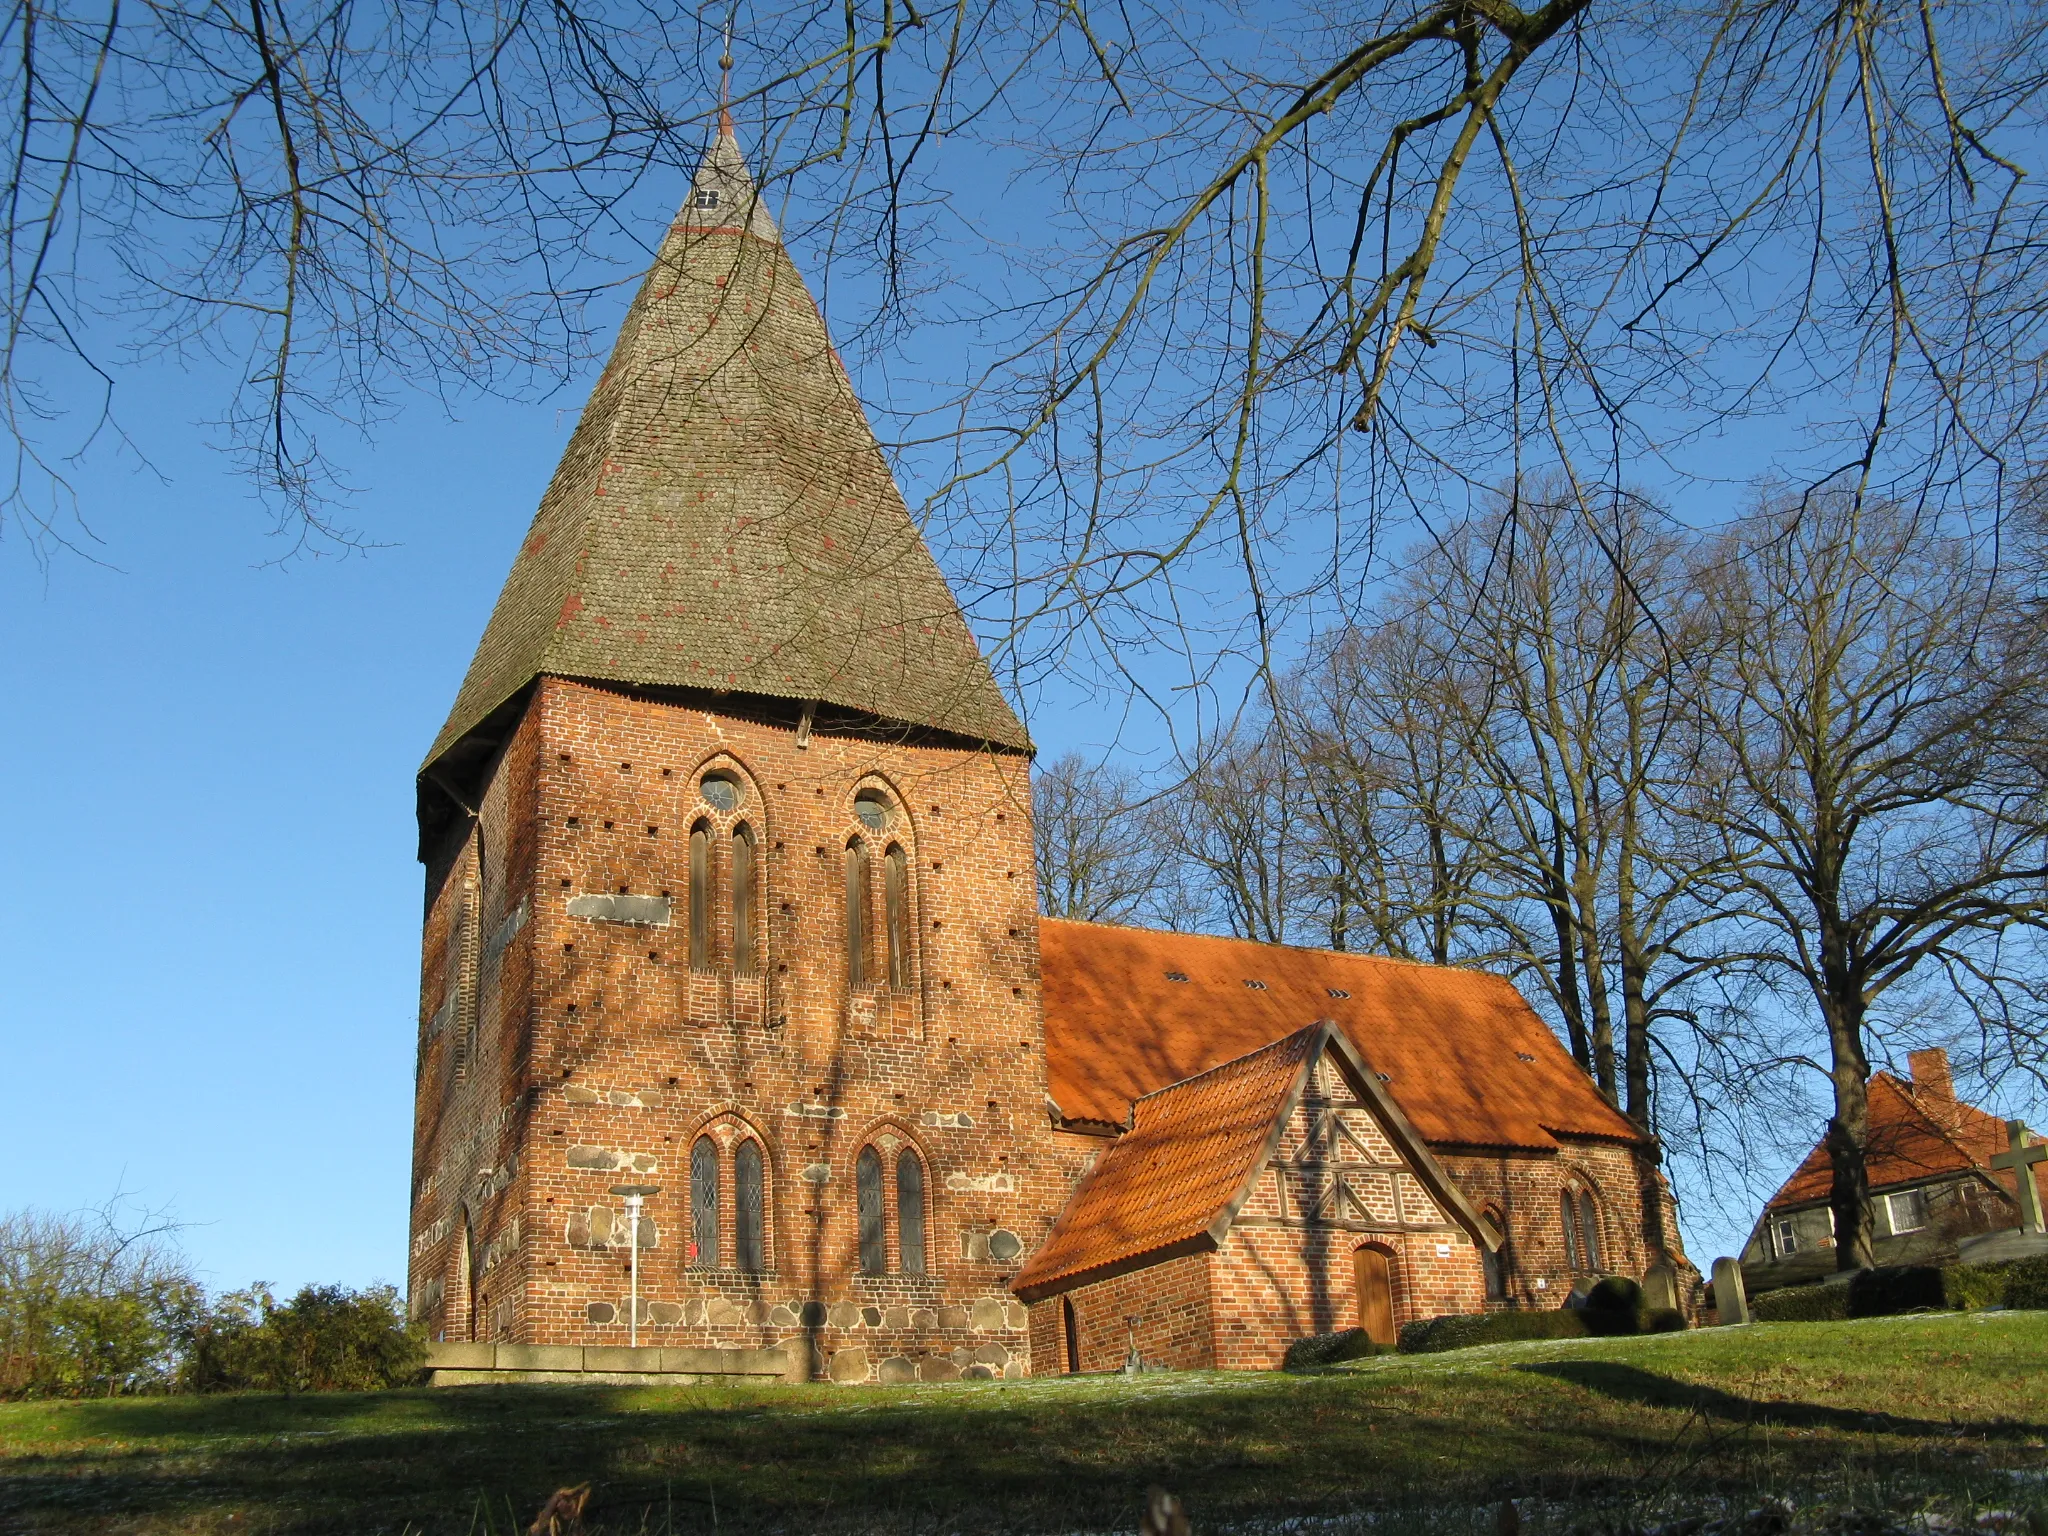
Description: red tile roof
xmin=1766 ymin=1071 xmax=2031 ymax=1209
xmin=1012 ymin=1026 xmax=1323 ymax=1299
xmin=1038 ymin=919 xmax=1642 ymax=1152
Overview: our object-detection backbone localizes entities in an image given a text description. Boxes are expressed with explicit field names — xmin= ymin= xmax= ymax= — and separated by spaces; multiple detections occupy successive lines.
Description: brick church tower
xmin=410 ymin=125 xmax=1066 ymax=1381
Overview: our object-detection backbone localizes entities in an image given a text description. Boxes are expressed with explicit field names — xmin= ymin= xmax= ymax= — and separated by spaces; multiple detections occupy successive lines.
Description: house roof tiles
xmin=1766 ymin=1070 xmax=2031 ymax=1210
xmin=1038 ymin=919 xmax=1643 ymax=1152
xmin=1012 ymin=1025 xmax=1323 ymax=1298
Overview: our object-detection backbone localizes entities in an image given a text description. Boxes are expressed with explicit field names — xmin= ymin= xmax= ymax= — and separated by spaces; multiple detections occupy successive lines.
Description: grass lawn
xmin=1 ymin=1313 xmax=2044 ymax=1536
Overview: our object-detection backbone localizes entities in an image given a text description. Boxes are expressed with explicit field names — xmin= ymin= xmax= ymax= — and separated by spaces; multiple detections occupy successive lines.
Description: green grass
xmin=1 ymin=1313 xmax=2044 ymax=1535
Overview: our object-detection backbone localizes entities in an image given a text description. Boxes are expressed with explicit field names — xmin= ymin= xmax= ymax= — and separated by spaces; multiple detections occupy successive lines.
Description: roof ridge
xmin=1128 ymin=1022 xmax=1324 ymax=1112
xmin=1040 ymin=915 xmax=1499 ymax=979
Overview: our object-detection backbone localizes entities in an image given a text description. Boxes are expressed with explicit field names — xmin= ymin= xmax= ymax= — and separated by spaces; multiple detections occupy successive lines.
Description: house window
xmin=1886 ymin=1188 xmax=1930 ymax=1235
xmin=845 ymin=840 xmax=870 ymax=988
xmin=690 ymin=1136 xmax=719 ymax=1266
xmin=693 ymin=187 xmax=721 ymax=209
xmin=884 ymin=844 xmax=909 ymax=989
xmin=1773 ymin=1217 xmax=1799 ymax=1257
xmin=700 ymin=773 xmax=739 ymax=812
xmin=732 ymin=824 xmax=757 ymax=974
xmin=854 ymin=791 xmax=893 ymax=832
xmin=735 ymin=1139 xmax=766 ymax=1273
xmin=1560 ymin=1190 xmax=1580 ymax=1272
xmin=689 ymin=821 xmax=712 ymax=968
xmin=856 ymin=1146 xmax=886 ymax=1273
xmin=896 ymin=1148 xmax=926 ymax=1275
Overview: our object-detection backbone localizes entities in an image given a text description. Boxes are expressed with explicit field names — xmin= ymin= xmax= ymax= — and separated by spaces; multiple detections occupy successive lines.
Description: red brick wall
xmin=409 ymin=677 xmax=1091 ymax=1379
xmin=1439 ymin=1142 xmax=1699 ymax=1313
xmin=1026 ymin=1253 xmax=1214 ymax=1373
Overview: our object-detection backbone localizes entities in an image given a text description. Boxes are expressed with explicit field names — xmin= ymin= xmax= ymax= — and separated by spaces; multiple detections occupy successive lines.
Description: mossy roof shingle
xmin=425 ymin=129 xmax=1029 ymax=772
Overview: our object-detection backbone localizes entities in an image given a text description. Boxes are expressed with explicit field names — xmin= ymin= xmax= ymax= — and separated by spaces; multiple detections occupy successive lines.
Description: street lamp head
xmin=609 ymin=1184 xmax=661 ymax=1198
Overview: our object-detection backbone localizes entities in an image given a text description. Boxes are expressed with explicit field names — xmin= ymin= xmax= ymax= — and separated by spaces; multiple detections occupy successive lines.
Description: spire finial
xmin=718 ymin=17 xmax=734 ymax=136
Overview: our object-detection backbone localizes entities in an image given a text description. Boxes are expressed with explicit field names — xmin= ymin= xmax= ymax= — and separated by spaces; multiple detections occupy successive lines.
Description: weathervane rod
xmin=719 ymin=17 xmax=734 ymax=135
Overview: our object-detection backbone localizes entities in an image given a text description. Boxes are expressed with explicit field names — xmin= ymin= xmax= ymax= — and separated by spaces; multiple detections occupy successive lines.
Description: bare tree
xmin=1689 ymin=493 xmax=2048 ymax=1270
xmin=0 ymin=0 xmax=2039 ymax=743
xmin=1032 ymin=753 xmax=1174 ymax=923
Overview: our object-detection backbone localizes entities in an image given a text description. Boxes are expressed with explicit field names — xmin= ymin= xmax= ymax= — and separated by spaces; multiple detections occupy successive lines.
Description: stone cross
xmin=1990 ymin=1121 xmax=2048 ymax=1236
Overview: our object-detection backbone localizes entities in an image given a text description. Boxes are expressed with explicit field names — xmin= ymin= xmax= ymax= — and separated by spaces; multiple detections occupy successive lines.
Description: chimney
xmin=1908 ymin=1048 xmax=1958 ymax=1117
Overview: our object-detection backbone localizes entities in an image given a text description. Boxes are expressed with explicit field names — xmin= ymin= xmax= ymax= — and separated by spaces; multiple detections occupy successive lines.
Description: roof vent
xmin=1376 ymin=1072 xmax=1392 ymax=1083
xmin=1515 ymin=1051 xmax=1536 ymax=1063
xmin=1243 ymin=979 xmax=1267 ymax=990
xmin=1326 ymin=987 xmax=1350 ymax=999
xmin=1164 ymin=971 xmax=1189 ymax=983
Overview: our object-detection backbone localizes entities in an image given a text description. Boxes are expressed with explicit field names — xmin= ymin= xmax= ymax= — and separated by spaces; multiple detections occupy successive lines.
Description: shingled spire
xmin=424 ymin=125 xmax=1030 ymax=780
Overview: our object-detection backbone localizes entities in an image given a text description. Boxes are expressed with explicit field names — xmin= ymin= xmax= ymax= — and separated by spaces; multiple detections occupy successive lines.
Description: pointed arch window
xmin=1062 ymin=1295 xmax=1081 ymax=1374
xmin=732 ymin=824 xmax=757 ymax=974
xmin=735 ymin=1139 xmax=765 ymax=1273
xmin=689 ymin=821 xmax=713 ymax=969
xmin=883 ymin=845 xmax=909 ymax=989
xmin=845 ymin=840 xmax=870 ymax=988
xmin=691 ymin=1136 xmax=720 ymax=1267
xmin=1577 ymin=1190 xmax=1602 ymax=1273
xmin=1560 ymin=1189 xmax=1580 ymax=1272
xmin=856 ymin=1146 xmax=886 ymax=1273
xmin=895 ymin=1147 xmax=926 ymax=1274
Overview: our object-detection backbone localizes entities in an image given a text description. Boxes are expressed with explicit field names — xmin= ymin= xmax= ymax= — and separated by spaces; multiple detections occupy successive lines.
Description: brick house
xmin=1739 ymin=1048 xmax=2039 ymax=1290
xmin=408 ymin=125 xmax=1696 ymax=1381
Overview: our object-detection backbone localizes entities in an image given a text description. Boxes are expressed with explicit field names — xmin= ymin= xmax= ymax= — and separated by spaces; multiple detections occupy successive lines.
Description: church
xmin=408 ymin=124 xmax=1696 ymax=1383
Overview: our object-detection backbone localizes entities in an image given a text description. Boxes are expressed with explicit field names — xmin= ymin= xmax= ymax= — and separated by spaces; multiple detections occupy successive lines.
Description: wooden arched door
xmin=1354 ymin=1244 xmax=1396 ymax=1345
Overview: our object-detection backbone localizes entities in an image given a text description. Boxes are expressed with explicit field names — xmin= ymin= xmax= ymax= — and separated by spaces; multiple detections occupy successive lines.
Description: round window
xmin=854 ymin=794 xmax=892 ymax=831
xmin=701 ymin=775 xmax=740 ymax=812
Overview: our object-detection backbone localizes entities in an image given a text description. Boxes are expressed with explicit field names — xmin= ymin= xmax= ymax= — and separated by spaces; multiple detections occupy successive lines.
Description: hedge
xmin=1746 ymin=1253 xmax=2048 ymax=1324
xmin=1282 ymin=1328 xmax=1382 ymax=1369
xmin=1398 ymin=1309 xmax=1590 ymax=1353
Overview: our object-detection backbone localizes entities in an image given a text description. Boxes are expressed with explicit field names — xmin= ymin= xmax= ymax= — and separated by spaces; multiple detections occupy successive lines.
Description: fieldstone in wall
xmin=649 ymin=1302 xmax=684 ymax=1325
xmin=769 ymin=1302 xmax=800 ymax=1327
xmin=587 ymin=1302 xmax=617 ymax=1323
xmin=879 ymin=1355 xmax=916 ymax=1384
xmin=973 ymin=1342 xmax=1009 ymax=1366
xmin=987 ymin=1229 xmax=1023 ymax=1262
xmin=939 ymin=1306 xmax=970 ymax=1329
xmin=918 ymin=1356 xmax=960 ymax=1382
xmin=860 ymin=1306 xmax=883 ymax=1327
xmin=911 ymin=1307 xmax=938 ymax=1329
xmin=969 ymin=1297 xmax=1007 ymax=1330
xmin=964 ymin=1363 xmax=995 ymax=1380
xmin=828 ymin=1300 xmax=859 ymax=1328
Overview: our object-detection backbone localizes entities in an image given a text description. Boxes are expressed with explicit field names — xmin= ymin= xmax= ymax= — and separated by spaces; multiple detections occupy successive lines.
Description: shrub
xmin=1282 ymin=1328 xmax=1381 ymax=1369
xmin=1644 ymin=1307 xmax=1688 ymax=1333
xmin=1398 ymin=1309 xmax=1590 ymax=1354
xmin=1847 ymin=1265 xmax=1948 ymax=1317
xmin=2002 ymin=1254 xmax=2048 ymax=1309
xmin=0 ymin=1208 xmax=202 ymax=1399
xmin=181 ymin=1284 xmax=426 ymax=1394
xmin=1582 ymin=1276 xmax=1646 ymax=1336
xmin=1750 ymin=1283 xmax=1852 ymax=1323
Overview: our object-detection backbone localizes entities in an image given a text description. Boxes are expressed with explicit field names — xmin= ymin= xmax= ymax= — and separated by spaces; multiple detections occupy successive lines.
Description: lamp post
xmin=609 ymin=1183 xmax=661 ymax=1348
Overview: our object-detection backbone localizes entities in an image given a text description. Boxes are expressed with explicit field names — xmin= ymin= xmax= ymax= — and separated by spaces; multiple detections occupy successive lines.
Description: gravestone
xmin=1710 ymin=1256 xmax=1749 ymax=1325
xmin=1643 ymin=1263 xmax=1680 ymax=1314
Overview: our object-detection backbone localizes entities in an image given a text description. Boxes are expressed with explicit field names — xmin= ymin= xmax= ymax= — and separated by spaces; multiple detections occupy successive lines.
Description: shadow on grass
xmin=1517 ymin=1361 xmax=2047 ymax=1442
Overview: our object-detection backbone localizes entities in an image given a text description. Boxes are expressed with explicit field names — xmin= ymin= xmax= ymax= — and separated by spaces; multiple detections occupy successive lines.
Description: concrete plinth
xmin=423 ymin=1341 xmax=806 ymax=1387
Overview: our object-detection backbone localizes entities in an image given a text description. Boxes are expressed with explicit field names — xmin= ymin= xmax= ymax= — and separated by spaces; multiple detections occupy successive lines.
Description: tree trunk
xmin=1820 ymin=929 xmax=1876 ymax=1271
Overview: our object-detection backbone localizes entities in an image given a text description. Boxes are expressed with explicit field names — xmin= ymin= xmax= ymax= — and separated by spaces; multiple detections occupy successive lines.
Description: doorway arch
xmin=1062 ymin=1295 xmax=1081 ymax=1374
xmin=1353 ymin=1242 xmax=1397 ymax=1346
